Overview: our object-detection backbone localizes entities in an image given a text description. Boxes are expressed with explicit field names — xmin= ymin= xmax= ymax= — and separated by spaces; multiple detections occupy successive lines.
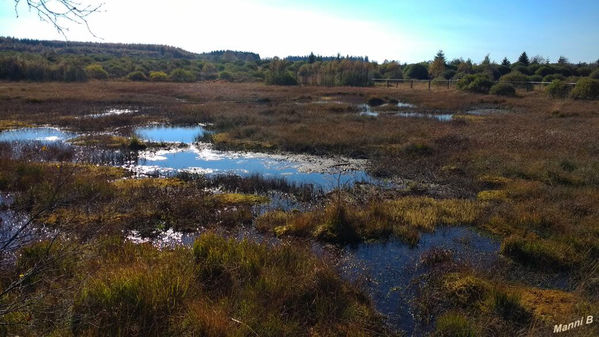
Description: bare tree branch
xmin=13 ymin=0 xmax=103 ymax=39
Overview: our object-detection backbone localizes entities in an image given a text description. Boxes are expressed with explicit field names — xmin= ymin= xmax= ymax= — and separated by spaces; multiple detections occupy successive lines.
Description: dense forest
xmin=1 ymin=37 xmax=598 ymax=98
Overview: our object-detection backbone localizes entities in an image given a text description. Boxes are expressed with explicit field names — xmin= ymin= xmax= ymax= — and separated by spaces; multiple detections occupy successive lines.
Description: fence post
xmin=428 ymin=80 xmax=431 ymax=90
xmin=410 ymin=80 xmax=413 ymax=88
xmin=447 ymin=80 xmax=450 ymax=89
xmin=396 ymin=81 xmax=398 ymax=88
xmin=386 ymin=80 xmax=389 ymax=87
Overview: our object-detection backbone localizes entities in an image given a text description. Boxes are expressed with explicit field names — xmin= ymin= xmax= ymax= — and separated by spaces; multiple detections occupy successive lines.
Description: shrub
xmin=127 ymin=71 xmax=147 ymax=81
xmin=434 ymin=312 xmax=476 ymax=337
xmin=528 ymin=74 xmax=543 ymax=82
xmin=570 ymin=78 xmax=599 ymax=99
xmin=546 ymin=80 xmax=571 ymax=98
xmin=149 ymin=71 xmax=168 ymax=82
xmin=511 ymin=64 xmax=531 ymax=75
xmin=576 ymin=66 xmax=592 ymax=77
xmin=441 ymin=69 xmax=456 ymax=79
xmin=543 ymin=73 xmax=566 ymax=82
xmin=499 ymin=71 xmax=530 ymax=89
xmin=534 ymin=65 xmax=555 ymax=77
xmin=218 ymin=71 xmax=233 ymax=81
xmin=456 ymin=74 xmax=493 ymax=94
xmin=590 ymin=69 xmax=599 ymax=79
xmin=84 ymin=64 xmax=108 ymax=80
xmin=405 ymin=63 xmax=429 ymax=79
xmin=431 ymin=77 xmax=449 ymax=86
xmin=489 ymin=82 xmax=516 ymax=96
xmin=265 ymin=70 xmax=297 ymax=85
xmin=169 ymin=68 xmax=195 ymax=82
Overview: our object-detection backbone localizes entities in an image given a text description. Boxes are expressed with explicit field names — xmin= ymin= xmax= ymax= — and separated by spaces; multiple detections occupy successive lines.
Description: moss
xmin=69 ymin=135 xmax=130 ymax=149
xmin=477 ymin=189 xmax=508 ymax=201
xmin=501 ymin=235 xmax=581 ymax=271
xmin=210 ymin=193 xmax=269 ymax=205
xmin=112 ymin=177 xmax=185 ymax=190
xmin=211 ymin=132 xmax=275 ymax=151
xmin=0 ymin=119 xmax=32 ymax=131
xmin=443 ymin=273 xmax=491 ymax=307
xmin=517 ymin=287 xmax=589 ymax=323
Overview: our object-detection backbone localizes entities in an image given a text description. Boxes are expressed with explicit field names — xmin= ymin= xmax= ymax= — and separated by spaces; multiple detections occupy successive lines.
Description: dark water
xmin=358 ymin=104 xmax=453 ymax=121
xmin=337 ymin=227 xmax=499 ymax=333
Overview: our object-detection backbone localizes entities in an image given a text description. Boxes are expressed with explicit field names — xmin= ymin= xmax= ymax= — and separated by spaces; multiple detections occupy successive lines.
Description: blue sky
xmin=0 ymin=0 xmax=597 ymax=63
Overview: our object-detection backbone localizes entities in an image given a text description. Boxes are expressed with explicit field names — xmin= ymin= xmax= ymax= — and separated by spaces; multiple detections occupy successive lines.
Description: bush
xmin=441 ymin=69 xmax=456 ymax=80
xmin=543 ymin=73 xmax=565 ymax=82
xmin=149 ymin=71 xmax=168 ymax=82
xmin=546 ymin=80 xmax=571 ymax=98
xmin=265 ymin=70 xmax=297 ymax=85
xmin=127 ymin=71 xmax=147 ymax=81
xmin=405 ymin=63 xmax=429 ymax=79
xmin=570 ymin=78 xmax=599 ymax=100
xmin=432 ymin=77 xmax=449 ymax=86
xmin=169 ymin=68 xmax=195 ymax=82
xmin=456 ymin=74 xmax=493 ymax=94
xmin=434 ymin=312 xmax=476 ymax=337
xmin=590 ymin=69 xmax=599 ymax=79
xmin=218 ymin=71 xmax=233 ymax=81
xmin=528 ymin=74 xmax=543 ymax=82
xmin=534 ymin=65 xmax=555 ymax=77
xmin=84 ymin=64 xmax=108 ymax=80
xmin=511 ymin=64 xmax=531 ymax=75
xmin=499 ymin=71 xmax=530 ymax=89
xmin=489 ymin=82 xmax=516 ymax=96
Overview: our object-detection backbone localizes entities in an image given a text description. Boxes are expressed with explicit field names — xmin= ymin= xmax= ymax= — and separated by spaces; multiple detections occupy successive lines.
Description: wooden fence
xmin=372 ymin=78 xmax=576 ymax=91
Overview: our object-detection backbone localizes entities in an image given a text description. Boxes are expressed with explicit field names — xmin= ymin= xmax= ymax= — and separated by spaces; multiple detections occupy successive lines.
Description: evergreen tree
xmin=518 ymin=52 xmax=529 ymax=66
xmin=501 ymin=57 xmax=510 ymax=66
xmin=308 ymin=52 xmax=316 ymax=64
xmin=429 ymin=50 xmax=446 ymax=78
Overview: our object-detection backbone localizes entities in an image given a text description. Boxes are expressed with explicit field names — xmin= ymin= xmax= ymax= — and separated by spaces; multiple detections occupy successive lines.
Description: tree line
xmin=1 ymin=38 xmax=598 ymax=91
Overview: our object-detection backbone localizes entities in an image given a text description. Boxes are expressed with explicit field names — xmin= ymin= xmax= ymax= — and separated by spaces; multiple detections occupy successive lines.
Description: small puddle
xmin=135 ymin=125 xmax=208 ymax=143
xmin=465 ymin=108 xmax=508 ymax=115
xmin=358 ymin=104 xmax=378 ymax=117
xmin=395 ymin=112 xmax=453 ymax=121
xmin=86 ymin=108 xmax=137 ymax=118
xmin=0 ymin=127 xmax=76 ymax=143
xmin=338 ymin=226 xmax=499 ymax=333
xmin=397 ymin=101 xmax=416 ymax=108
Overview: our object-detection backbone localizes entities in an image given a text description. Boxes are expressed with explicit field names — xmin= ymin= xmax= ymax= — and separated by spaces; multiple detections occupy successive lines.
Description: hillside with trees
xmin=1 ymin=37 xmax=598 ymax=98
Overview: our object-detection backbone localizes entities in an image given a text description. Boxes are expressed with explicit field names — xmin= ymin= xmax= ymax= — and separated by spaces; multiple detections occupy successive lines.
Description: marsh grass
xmin=257 ymin=196 xmax=483 ymax=245
xmin=6 ymin=235 xmax=396 ymax=337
